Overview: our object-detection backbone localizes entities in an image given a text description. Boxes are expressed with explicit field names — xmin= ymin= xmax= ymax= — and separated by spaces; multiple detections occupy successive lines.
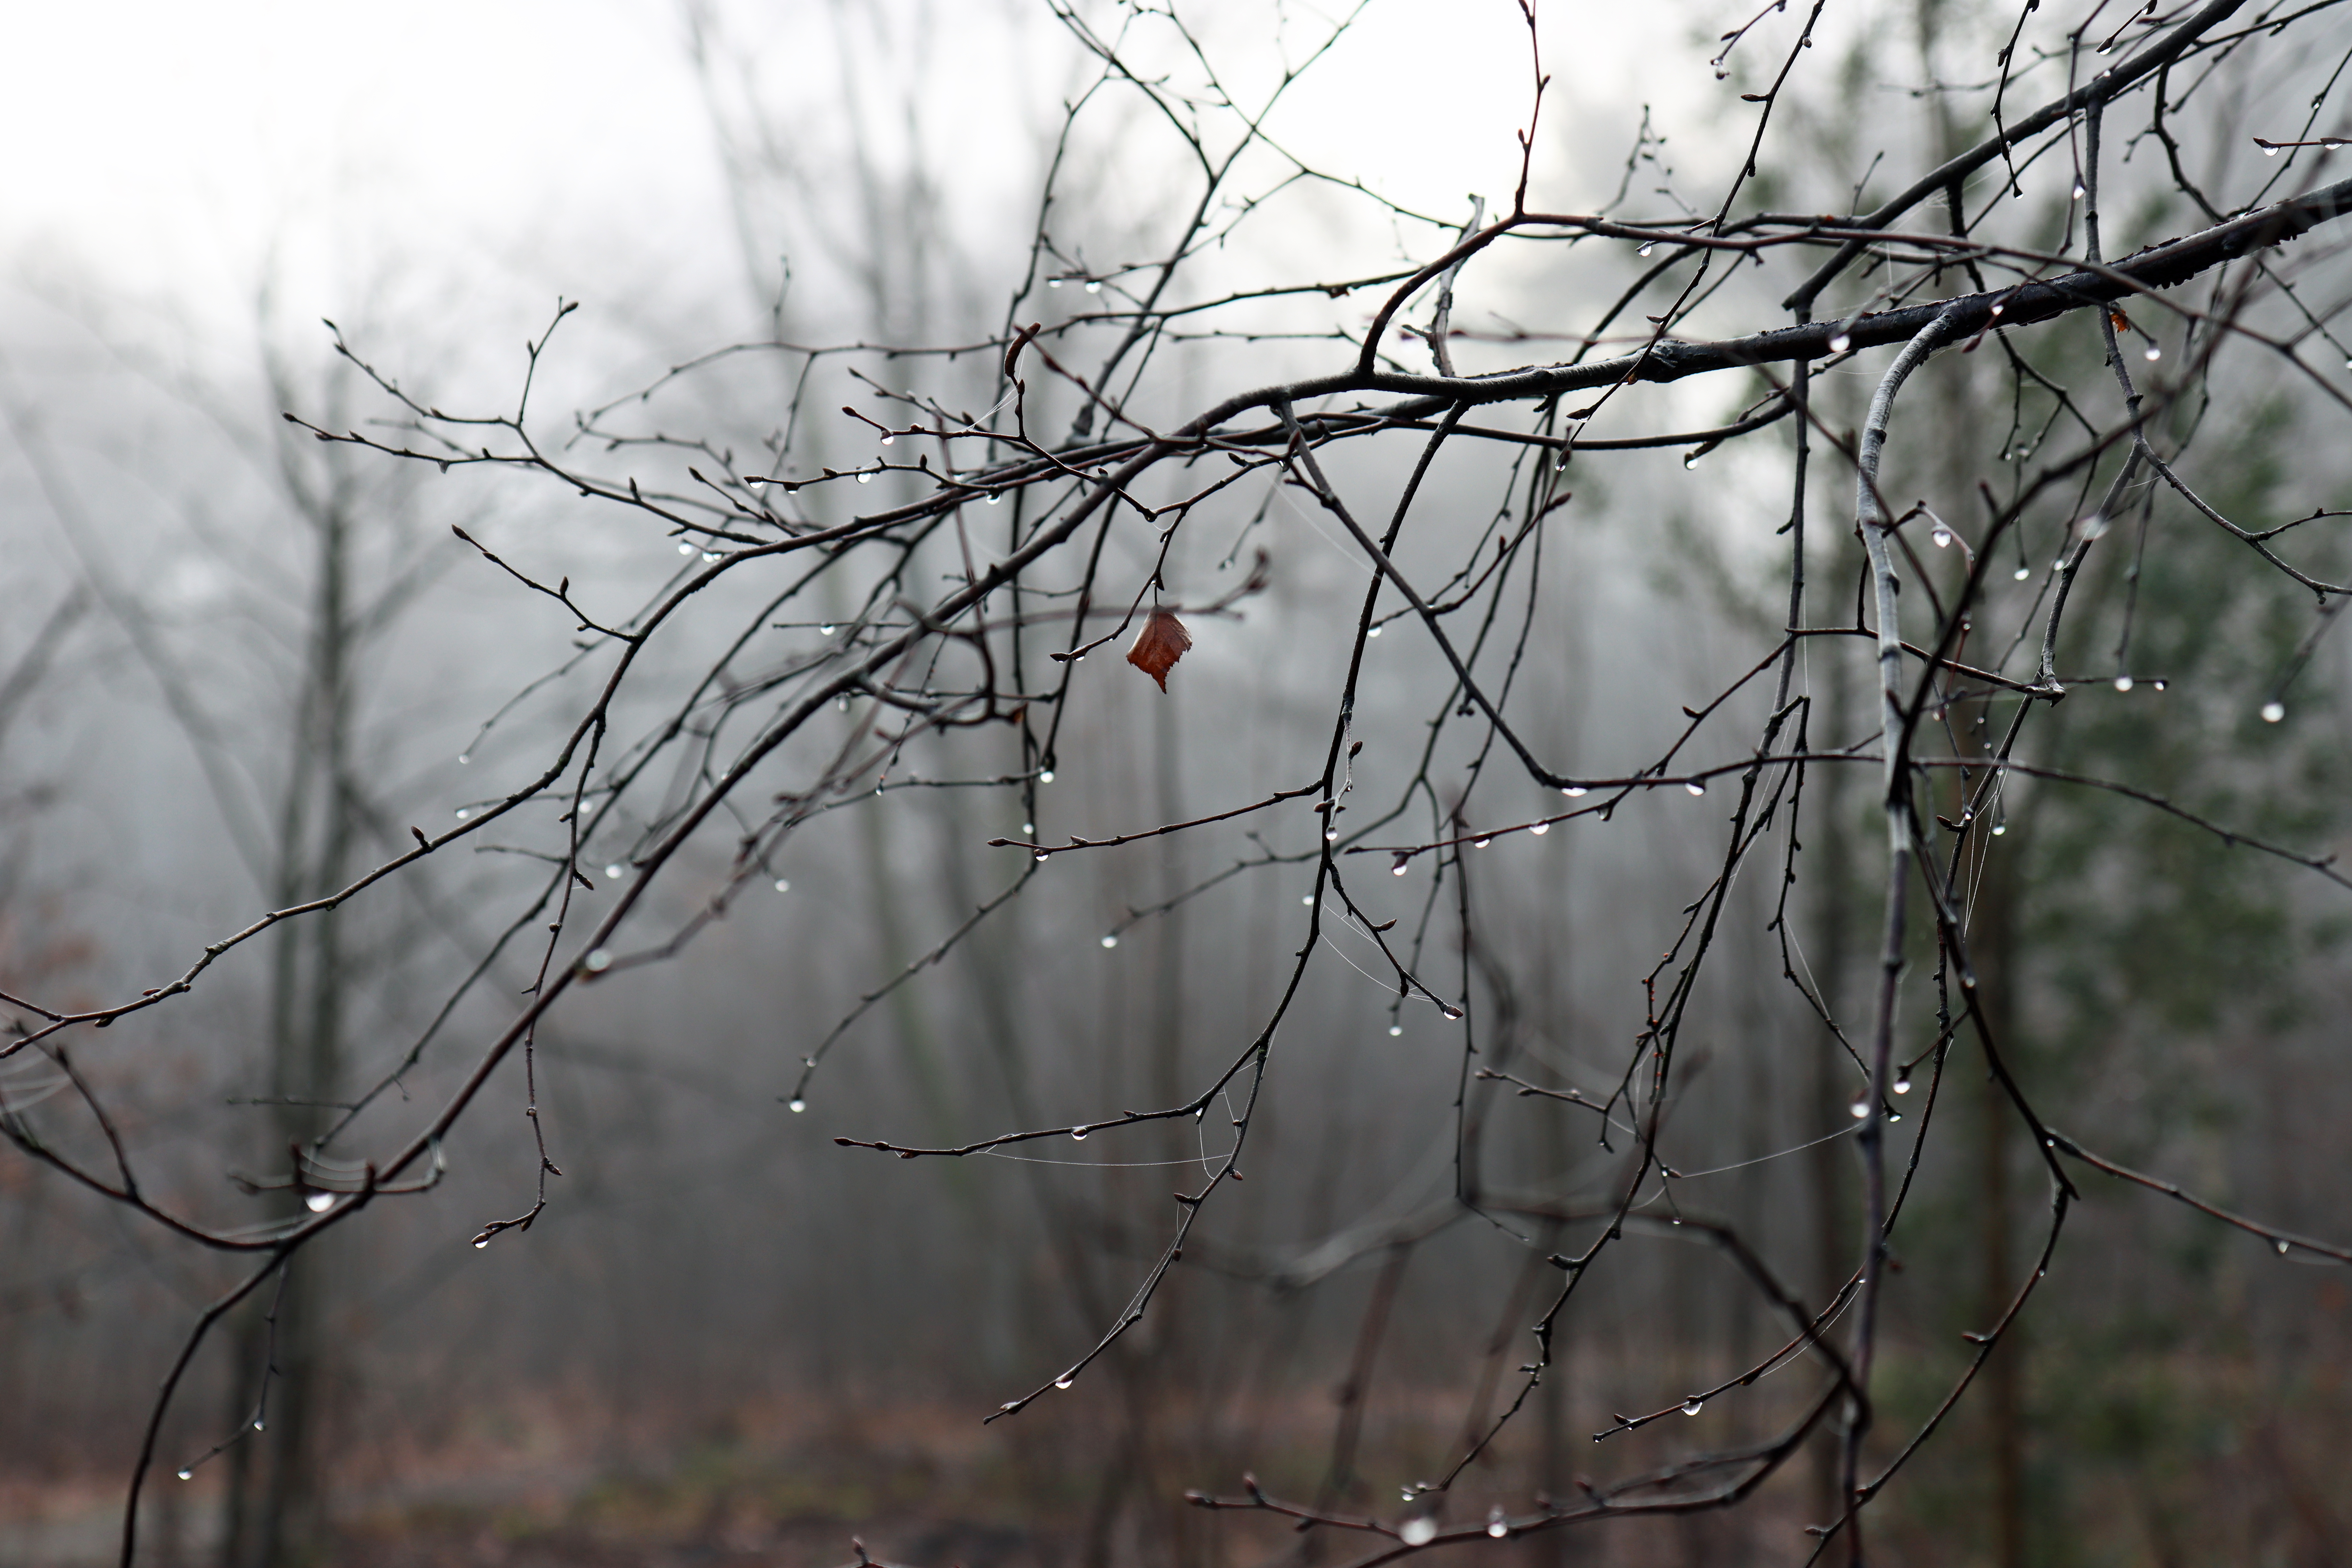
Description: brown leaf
xmin=1126 ymin=608 xmax=1193 ymax=692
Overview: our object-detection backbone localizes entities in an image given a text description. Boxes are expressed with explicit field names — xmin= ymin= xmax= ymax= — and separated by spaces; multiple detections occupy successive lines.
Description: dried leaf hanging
xmin=1126 ymin=607 xmax=1193 ymax=693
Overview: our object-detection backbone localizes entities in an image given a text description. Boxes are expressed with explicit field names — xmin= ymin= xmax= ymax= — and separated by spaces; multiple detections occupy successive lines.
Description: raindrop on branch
xmin=2013 ymin=566 xmax=2031 ymax=581
xmin=1638 ymin=241 xmax=1657 ymax=257
xmin=1563 ymin=785 xmax=1589 ymax=798
xmin=1474 ymin=836 xmax=1492 ymax=849
xmin=1400 ymin=1517 xmax=1438 ymax=1547
xmin=2142 ymin=343 xmax=2162 ymax=362
xmin=1893 ymin=1076 xmax=1912 ymax=1095
xmin=1487 ymin=1507 xmax=1510 ymax=1539
xmin=788 ymin=1098 xmax=807 ymax=1113
xmin=176 ymin=1470 xmax=193 ymax=1482
xmin=1040 ymin=770 xmax=1055 ymax=784
xmin=1849 ymin=1100 xmax=1870 ymax=1119
xmin=774 ymin=879 xmax=790 ymax=893
xmin=1055 ymin=1374 xmax=1076 ymax=1389
xmin=1932 ymin=525 xmax=1953 ymax=548
xmin=1071 ymin=1126 xmax=1089 ymax=1141
xmin=2114 ymin=675 xmax=2134 ymax=693
xmin=606 ymin=864 xmax=625 ymax=880
xmin=1389 ymin=1025 xmax=1403 ymax=1037
xmin=1682 ymin=1398 xmax=1705 ymax=1416
xmin=2262 ymin=701 xmax=2286 ymax=723
xmin=1828 ymin=332 xmax=1852 ymax=353
xmin=1685 ymin=780 xmax=1707 ymax=797
xmin=1101 ymin=934 xmax=1119 ymax=949
xmin=2276 ymin=1239 xmax=2292 ymax=1255
xmin=473 ymin=1236 xmax=490 ymax=1250
xmin=1441 ymin=1004 xmax=1465 ymax=1021
xmin=305 ymin=1191 xmax=335 ymax=1213
xmin=583 ymin=949 xmax=613 ymax=973
xmin=1530 ymin=821 xmax=1549 ymax=836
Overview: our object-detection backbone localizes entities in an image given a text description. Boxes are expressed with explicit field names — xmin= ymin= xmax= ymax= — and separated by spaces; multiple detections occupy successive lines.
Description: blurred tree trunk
xmin=221 ymin=427 xmax=358 ymax=1568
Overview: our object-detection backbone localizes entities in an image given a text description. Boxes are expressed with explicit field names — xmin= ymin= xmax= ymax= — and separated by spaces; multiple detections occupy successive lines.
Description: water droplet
xmin=1849 ymin=1100 xmax=1870 ymax=1119
xmin=2262 ymin=701 xmax=2286 ymax=723
xmin=1324 ymin=829 xmax=1338 ymax=842
xmin=1071 ymin=1126 xmax=1089 ymax=1141
xmin=1039 ymin=770 xmax=1055 ymax=784
xmin=1828 ymin=332 xmax=1852 ymax=353
xmin=2013 ymin=566 xmax=2031 ymax=581
xmin=788 ymin=1098 xmax=807 ymax=1113
xmin=584 ymin=948 xmax=613 ymax=973
xmin=1991 ymin=823 xmax=2008 ymax=836
xmin=305 ymin=1191 xmax=335 ymax=1213
xmin=1400 ymin=1517 xmax=1438 ymax=1546
xmin=2152 ymin=679 xmax=2166 ymax=691
xmin=1047 ymin=277 xmax=1063 ymax=289
xmin=457 ymin=752 xmax=471 ymax=765
xmin=1893 ymin=1076 xmax=1912 ymax=1095
xmin=1392 ymin=858 xmax=1411 ymax=877
xmin=2113 ymin=674 xmax=2134 ymax=693
xmin=1530 ymin=821 xmax=1549 ymax=836
xmin=1685 ymin=780 xmax=1707 ymax=797
xmin=252 ymin=1420 xmax=265 ymax=1432
xmin=1055 ymin=1375 xmax=1075 ymax=1389
xmin=1367 ymin=624 xmax=1382 ymax=638
xmin=1441 ymin=1004 xmax=1465 ymax=1021
xmin=856 ymin=471 xmax=873 ymax=484
xmin=879 ymin=434 xmax=895 ymax=446
xmin=176 ymin=1470 xmax=193 ymax=1482
xmin=679 ymin=541 xmax=697 ymax=556
xmin=2264 ymin=143 xmax=2281 ymax=156
xmin=1682 ymin=1397 xmax=1704 ymax=1416
xmin=473 ymin=1236 xmax=490 ymax=1249
xmin=2142 ymin=343 xmax=2162 ymax=362
xmin=2071 ymin=181 xmax=2086 ymax=200
xmin=774 ymin=878 xmax=790 ymax=893
xmin=1638 ymin=241 xmax=1657 ymax=257
xmin=1084 ymin=279 xmax=1102 ymax=294
xmin=1488 ymin=1506 xmax=1510 ymax=1538
xmin=455 ymin=808 xmax=469 ymax=820
xmin=1034 ymin=850 xmax=1050 ymax=862
xmin=1101 ymin=934 xmax=1119 ymax=949
xmin=701 ymin=551 xmax=721 ymax=563
xmin=1389 ymin=1025 xmax=1403 ymax=1037
xmin=1563 ymin=785 xmax=1588 ymax=798
xmin=2276 ymin=1239 xmax=2292 ymax=1255
xmin=1303 ymin=895 xmax=1316 ymax=906
xmin=1932 ymin=525 xmax=1953 ymax=548
xmin=604 ymin=863 xmax=625 ymax=880
xmin=819 ymin=623 xmax=836 ymax=636
xmin=1683 ymin=453 xmax=1698 ymax=469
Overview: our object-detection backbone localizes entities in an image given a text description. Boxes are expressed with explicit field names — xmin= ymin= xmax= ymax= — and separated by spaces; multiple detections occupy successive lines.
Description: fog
xmin=6 ymin=4 xmax=2352 ymax=1567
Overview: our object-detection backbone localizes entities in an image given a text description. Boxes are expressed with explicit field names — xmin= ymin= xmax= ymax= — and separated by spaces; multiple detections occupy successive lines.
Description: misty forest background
xmin=3 ymin=3 xmax=2350 ymax=1566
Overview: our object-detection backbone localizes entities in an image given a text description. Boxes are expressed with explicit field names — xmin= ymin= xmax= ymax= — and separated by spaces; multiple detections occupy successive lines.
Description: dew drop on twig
xmin=1530 ymin=821 xmax=1549 ymax=836
xmin=1849 ymin=1100 xmax=1870 ymax=1119
xmin=788 ymin=1098 xmax=807 ymax=1113
xmin=1101 ymin=934 xmax=1119 ymax=949
xmin=1400 ymin=1517 xmax=1438 ymax=1547
xmin=1685 ymin=780 xmax=1707 ymax=797
xmin=305 ymin=1191 xmax=335 ymax=1213
xmin=2262 ymin=701 xmax=2286 ymax=723
xmin=1828 ymin=332 xmax=1852 ymax=353
xmin=1071 ymin=1126 xmax=1089 ymax=1141
xmin=1682 ymin=1398 xmax=1705 ymax=1416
